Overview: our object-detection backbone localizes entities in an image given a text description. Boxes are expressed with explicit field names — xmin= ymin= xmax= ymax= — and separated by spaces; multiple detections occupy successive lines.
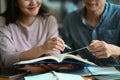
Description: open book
xmin=24 ymin=67 xmax=120 ymax=80
xmin=14 ymin=54 xmax=96 ymax=66
xmin=24 ymin=71 xmax=84 ymax=80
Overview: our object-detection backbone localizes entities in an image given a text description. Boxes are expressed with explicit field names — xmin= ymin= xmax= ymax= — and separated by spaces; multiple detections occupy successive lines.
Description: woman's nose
xmin=30 ymin=0 xmax=36 ymax=6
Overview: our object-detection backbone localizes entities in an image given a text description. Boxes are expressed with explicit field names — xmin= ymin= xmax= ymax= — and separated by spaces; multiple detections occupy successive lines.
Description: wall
xmin=0 ymin=0 xmax=6 ymax=14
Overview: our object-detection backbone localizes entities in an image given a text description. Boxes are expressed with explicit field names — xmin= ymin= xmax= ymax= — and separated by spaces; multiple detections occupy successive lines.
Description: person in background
xmin=0 ymin=0 xmax=65 ymax=73
xmin=61 ymin=0 xmax=120 ymax=66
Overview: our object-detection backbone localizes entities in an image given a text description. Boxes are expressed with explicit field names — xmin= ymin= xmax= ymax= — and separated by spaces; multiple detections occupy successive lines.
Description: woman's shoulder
xmin=0 ymin=16 xmax=11 ymax=34
xmin=37 ymin=15 xmax=57 ymax=22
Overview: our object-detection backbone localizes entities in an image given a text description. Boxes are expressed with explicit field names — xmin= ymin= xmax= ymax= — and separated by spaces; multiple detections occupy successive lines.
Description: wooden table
xmin=0 ymin=76 xmax=94 ymax=80
xmin=0 ymin=66 xmax=97 ymax=80
xmin=82 ymin=76 xmax=94 ymax=80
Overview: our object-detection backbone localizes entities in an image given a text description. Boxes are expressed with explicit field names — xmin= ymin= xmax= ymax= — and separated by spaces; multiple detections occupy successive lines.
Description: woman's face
xmin=83 ymin=0 xmax=106 ymax=12
xmin=17 ymin=0 xmax=42 ymax=17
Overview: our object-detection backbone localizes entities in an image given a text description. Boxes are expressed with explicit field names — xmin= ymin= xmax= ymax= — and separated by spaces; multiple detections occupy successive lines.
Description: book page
xmin=60 ymin=54 xmax=95 ymax=65
xmin=87 ymin=67 xmax=120 ymax=75
xmin=14 ymin=53 xmax=95 ymax=65
xmin=25 ymin=71 xmax=84 ymax=80
xmin=94 ymin=75 xmax=120 ymax=80
xmin=59 ymin=67 xmax=92 ymax=76
xmin=53 ymin=71 xmax=84 ymax=80
xmin=14 ymin=56 xmax=60 ymax=65
xmin=24 ymin=72 xmax=54 ymax=80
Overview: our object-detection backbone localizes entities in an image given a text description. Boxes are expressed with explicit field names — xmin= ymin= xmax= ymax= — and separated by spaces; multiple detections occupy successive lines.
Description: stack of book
xmin=0 ymin=67 xmax=29 ymax=80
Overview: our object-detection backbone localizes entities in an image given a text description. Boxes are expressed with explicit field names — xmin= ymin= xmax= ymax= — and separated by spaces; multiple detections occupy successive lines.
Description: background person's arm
xmin=88 ymin=40 xmax=120 ymax=61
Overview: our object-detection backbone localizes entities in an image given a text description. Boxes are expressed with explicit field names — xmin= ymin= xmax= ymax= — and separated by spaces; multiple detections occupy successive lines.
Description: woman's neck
xmin=20 ymin=16 xmax=36 ymax=26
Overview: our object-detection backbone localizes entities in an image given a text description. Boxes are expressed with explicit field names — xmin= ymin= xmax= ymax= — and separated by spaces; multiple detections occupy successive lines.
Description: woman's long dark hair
xmin=1 ymin=0 xmax=49 ymax=25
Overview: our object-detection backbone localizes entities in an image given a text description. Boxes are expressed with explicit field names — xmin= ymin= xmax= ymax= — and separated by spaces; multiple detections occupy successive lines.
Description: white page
xmin=59 ymin=67 xmax=91 ymax=76
xmin=87 ymin=67 xmax=120 ymax=75
xmin=24 ymin=73 xmax=54 ymax=80
xmin=54 ymin=72 xmax=84 ymax=80
xmin=25 ymin=71 xmax=84 ymax=80
xmin=95 ymin=75 xmax=120 ymax=80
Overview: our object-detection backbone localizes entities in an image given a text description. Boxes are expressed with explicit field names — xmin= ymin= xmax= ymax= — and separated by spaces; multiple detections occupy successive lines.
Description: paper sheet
xmin=24 ymin=71 xmax=84 ymax=80
xmin=87 ymin=67 xmax=120 ymax=75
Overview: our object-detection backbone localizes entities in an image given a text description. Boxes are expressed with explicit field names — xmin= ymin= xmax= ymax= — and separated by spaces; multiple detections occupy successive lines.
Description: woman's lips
xmin=28 ymin=6 xmax=37 ymax=10
xmin=28 ymin=4 xmax=40 ymax=10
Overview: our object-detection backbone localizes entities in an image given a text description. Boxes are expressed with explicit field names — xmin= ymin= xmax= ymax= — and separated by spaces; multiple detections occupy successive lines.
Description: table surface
xmin=0 ymin=76 xmax=94 ymax=80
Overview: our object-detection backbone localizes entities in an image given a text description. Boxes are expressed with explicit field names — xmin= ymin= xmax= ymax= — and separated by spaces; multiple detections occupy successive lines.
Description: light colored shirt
xmin=0 ymin=15 xmax=59 ymax=66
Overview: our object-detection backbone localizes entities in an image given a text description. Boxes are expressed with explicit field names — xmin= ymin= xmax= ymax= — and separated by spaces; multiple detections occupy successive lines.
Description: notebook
xmin=24 ymin=71 xmax=84 ymax=80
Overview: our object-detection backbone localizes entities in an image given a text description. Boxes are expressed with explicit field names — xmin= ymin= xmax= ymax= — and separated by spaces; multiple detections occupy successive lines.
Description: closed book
xmin=0 ymin=67 xmax=29 ymax=80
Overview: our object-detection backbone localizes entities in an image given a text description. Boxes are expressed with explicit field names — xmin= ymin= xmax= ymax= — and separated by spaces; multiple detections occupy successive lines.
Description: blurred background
xmin=0 ymin=0 xmax=120 ymax=25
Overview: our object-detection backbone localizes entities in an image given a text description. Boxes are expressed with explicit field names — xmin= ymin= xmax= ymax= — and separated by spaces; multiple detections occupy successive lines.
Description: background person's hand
xmin=58 ymin=63 xmax=81 ymax=70
xmin=40 ymin=37 xmax=65 ymax=55
xmin=37 ymin=64 xmax=60 ymax=72
xmin=20 ymin=64 xmax=60 ymax=74
xmin=88 ymin=40 xmax=120 ymax=58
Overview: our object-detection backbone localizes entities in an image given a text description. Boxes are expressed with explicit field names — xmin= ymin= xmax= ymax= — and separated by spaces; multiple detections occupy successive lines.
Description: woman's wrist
xmin=37 ymin=46 xmax=45 ymax=57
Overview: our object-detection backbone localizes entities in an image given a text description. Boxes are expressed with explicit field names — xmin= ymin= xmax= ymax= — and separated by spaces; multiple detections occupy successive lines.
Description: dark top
xmin=61 ymin=2 xmax=120 ymax=66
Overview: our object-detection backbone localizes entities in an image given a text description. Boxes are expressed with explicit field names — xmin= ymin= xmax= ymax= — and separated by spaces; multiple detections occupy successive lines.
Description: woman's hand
xmin=88 ymin=40 xmax=120 ymax=58
xmin=40 ymin=37 xmax=65 ymax=55
xmin=20 ymin=37 xmax=65 ymax=61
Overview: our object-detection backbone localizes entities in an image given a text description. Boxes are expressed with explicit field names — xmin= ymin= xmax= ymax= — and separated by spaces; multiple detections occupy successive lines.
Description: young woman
xmin=0 ymin=0 xmax=65 ymax=73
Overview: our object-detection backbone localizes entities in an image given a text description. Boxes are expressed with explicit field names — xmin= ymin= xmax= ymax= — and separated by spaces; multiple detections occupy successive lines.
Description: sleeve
xmin=45 ymin=16 xmax=60 ymax=56
xmin=0 ymin=32 xmax=21 ymax=67
xmin=46 ymin=16 xmax=59 ymax=40
xmin=0 ymin=17 xmax=21 ymax=67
